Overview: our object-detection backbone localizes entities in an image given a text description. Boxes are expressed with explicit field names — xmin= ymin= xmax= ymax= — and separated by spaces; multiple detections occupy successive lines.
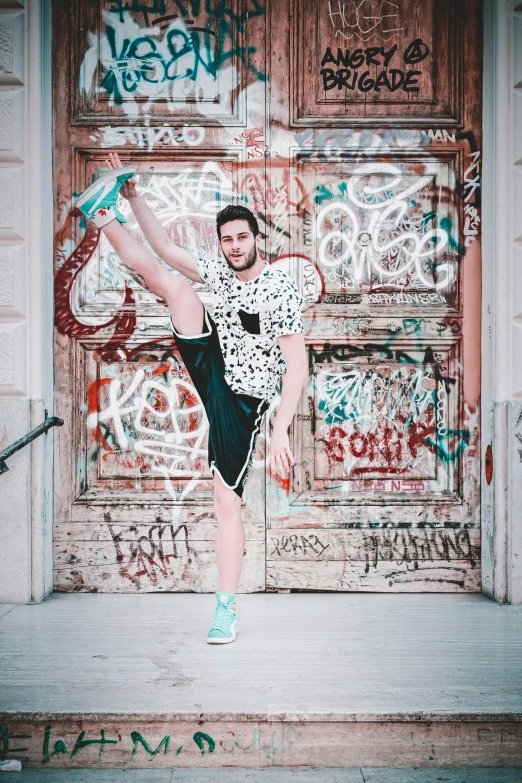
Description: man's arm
xmin=269 ymin=332 xmax=308 ymax=477
xmin=127 ymin=192 xmax=203 ymax=283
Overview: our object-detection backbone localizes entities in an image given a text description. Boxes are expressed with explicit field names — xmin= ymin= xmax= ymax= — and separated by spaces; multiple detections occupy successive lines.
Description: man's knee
xmin=167 ymin=276 xmax=204 ymax=336
xmin=167 ymin=274 xmax=194 ymax=301
xmin=214 ymin=475 xmax=241 ymax=518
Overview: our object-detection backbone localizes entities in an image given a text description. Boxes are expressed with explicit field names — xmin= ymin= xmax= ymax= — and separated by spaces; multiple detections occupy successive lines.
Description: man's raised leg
xmin=101 ymin=220 xmax=204 ymax=336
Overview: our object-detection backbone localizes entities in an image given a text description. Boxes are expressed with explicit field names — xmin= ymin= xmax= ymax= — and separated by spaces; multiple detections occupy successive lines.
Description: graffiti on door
xmin=53 ymin=0 xmax=482 ymax=592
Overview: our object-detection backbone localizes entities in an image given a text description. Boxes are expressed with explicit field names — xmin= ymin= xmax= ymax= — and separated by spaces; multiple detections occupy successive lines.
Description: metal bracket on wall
xmin=0 ymin=416 xmax=64 ymax=476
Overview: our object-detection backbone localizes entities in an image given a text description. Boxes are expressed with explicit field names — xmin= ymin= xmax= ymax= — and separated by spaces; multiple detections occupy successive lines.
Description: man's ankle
xmin=216 ymin=590 xmax=235 ymax=602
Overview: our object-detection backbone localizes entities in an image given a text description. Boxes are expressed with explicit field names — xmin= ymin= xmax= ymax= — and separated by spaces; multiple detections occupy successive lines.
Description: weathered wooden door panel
xmin=292 ymin=0 xmax=462 ymax=126
xmin=71 ymin=0 xmax=264 ymax=125
xmin=265 ymin=0 xmax=482 ymax=592
xmin=53 ymin=0 xmax=268 ymax=592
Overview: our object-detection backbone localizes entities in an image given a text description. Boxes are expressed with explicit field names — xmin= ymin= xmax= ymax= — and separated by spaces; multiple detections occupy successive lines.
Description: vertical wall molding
xmin=482 ymin=0 xmax=522 ymax=603
xmin=0 ymin=0 xmax=54 ymax=604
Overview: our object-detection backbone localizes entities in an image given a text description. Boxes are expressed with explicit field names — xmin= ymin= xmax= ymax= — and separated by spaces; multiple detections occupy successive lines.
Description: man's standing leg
xmin=206 ymin=473 xmax=244 ymax=644
xmin=213 ymin=473 xmax=245 ymax=592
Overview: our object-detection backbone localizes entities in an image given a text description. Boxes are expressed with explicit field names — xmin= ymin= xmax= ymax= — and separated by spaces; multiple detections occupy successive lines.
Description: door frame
xmin=31 ymin=0 xmax=520 ymax=601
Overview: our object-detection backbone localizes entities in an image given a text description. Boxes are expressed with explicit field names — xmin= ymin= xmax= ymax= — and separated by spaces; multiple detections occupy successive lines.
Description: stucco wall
xmin=0 ymin=0 xmax=53 ymax=604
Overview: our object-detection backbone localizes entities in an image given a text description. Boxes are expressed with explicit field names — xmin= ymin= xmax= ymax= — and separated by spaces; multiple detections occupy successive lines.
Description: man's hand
xmin=268 ymin=332 xmax=307 ymax=482
xmin=105 ymin=151 xmax=138 ymax=200
xmin=269 ymin=425 xmax=295 ymax=477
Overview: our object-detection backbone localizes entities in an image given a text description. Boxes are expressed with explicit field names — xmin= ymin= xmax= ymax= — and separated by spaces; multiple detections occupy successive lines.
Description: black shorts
xmin=171 ymin=309 xmax=269 ymax=498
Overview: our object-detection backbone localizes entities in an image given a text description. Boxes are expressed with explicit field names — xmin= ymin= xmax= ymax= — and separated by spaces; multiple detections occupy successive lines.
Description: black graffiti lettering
xmin=321 ymin=68 xmax=340 ymax=90
xmin=404 ymin=38 xmax=430 ymax=64
xmin=358 ymin=71 xmax=374 ymax=92
xmin=321 ymin=44 xmax=399 ymax=69
xmin=349 ymin=49 xmax=366 ymax=69
xmin=106 ymin=520 xmax=192 ymax=590
xmin=309 ymin=342 xmax=394 ymax=372
xmin=365 ymin=46 xmax=381 ymax=65
xmin=321 ymin=67 xmax=423 ymax=94
xmin=382 ymin=44 xmax=399 ymax=68
xmin=322 ymin=68 xmax=357 ymax=90
xmin=374 ymin=69 xmax=407 ymax=92
xmin=107 ymin=519 xmax=124 ymax=563
xmin=363 ymin=529 xmax=476 ymax=574
xmin=319 ymin=39 xmax=429 ymax=94
xmin=374 ymin=70 xmax=390 ymax=91
xmin=456 ymin=530 xmax=475 ymax=566
xmin=403 ymin=70 xmax=421 ymax=92
xmin=269 ymin=534 xmax=330 ymax=558
xmin=310 ymin=534 xmax=330 ymax=556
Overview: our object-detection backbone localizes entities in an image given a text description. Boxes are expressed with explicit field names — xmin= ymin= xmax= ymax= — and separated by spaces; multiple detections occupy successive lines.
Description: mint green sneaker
xmin=75 ymin=166 xmax=135 ymax=228
xmin=207 ymin=592 xmax=237 ymax=644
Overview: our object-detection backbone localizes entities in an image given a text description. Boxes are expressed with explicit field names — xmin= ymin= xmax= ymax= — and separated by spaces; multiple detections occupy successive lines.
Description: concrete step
xmin=3 ymin=711 xmax=521 ymax=769
xmin=1 ymin=593 xmax=521 ymax=769
xmin=9 ymin=768 xmax=522 ymax=782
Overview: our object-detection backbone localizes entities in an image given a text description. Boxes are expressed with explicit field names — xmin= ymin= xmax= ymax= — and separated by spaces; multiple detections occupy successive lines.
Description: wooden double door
xmin=52 ymin=0 xmax=483 ymax=593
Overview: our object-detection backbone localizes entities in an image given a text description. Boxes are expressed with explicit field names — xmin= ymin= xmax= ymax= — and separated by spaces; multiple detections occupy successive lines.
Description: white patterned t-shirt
xmin=198 ymin=256 xmax=304 ymax=401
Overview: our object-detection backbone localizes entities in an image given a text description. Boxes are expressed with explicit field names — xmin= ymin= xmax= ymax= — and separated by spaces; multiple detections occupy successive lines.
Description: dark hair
xmin=216 ymin=204 xmax=259 ymax=240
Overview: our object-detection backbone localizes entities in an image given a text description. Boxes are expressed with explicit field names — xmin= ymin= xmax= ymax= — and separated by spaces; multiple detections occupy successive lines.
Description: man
xmin=75 ymin=152 xmax=307 ymax=644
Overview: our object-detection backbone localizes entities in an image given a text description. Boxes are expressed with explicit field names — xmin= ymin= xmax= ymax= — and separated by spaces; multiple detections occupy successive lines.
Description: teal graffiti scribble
xmin=425 ymin=429 xmax=471 ymax=462
xmin=313 ymin=184 xmax=334 ymax=205
xmin=43 ymin=725 xmax=64 ymax=764
xmin=401 ymin=319 xmax=422 ymax=336
xmin=43 ymin=735 xmax=67 ymax=764
xmin=234 ymin=726 xmax=264 ymax=752
xmin=101 ymin=1 xmax=266 ymax=105
xmin=193 ymin=731 xmax=215 ymax=755
xmin=130 ymin=731 xmax=170 ymax=759
xmin=313 ymin=181 xmax=350 ymax=205
xmin=1 ymin=724 xmax=31 ymax=756
xmin=264 ymin=726 xmax=302 ymax=765
xmin=420 ymin=209 xmax=436 ymax=228
xmin=318 ymin=365 xmax=434 ymax=428
xmin=70 ymin=730 xmax=118 ymax=759
xmin=439 ymin=216 xmax=465 ymax=254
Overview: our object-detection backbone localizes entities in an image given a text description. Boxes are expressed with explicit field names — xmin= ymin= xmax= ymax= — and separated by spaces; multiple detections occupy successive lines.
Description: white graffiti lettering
xmin=90 ymin=125 xmax=205 ymax=150
xmin=327 ymin=0 xmax=405 ymax=42
xmin=89 ymin=369 xmax=209 ymax=501
xmin=315 ymin=163 xmax=454 ymax=292
xmin=463 ymin=150 xmax=481 ymax=203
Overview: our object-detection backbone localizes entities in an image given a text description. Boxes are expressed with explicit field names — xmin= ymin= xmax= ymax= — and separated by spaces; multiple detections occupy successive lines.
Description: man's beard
xmin=223 ymin=245 xmax=257 ymax=272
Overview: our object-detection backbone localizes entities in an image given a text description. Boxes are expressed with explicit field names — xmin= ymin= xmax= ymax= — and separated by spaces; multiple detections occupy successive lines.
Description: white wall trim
xmin=482 ymin=0 xmax=522 ymax=603
xmin=0 ymin=0 xmax=54 ymax=604
xmin=28 ymin=0 xmax=54 ymax=601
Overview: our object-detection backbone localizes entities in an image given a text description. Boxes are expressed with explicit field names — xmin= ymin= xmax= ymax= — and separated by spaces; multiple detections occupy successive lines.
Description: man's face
xmin=218 ymin=219 xmax=259 ymax=272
